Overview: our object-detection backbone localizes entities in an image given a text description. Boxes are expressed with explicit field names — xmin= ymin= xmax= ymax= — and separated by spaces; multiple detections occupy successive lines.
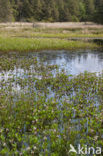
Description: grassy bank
xmin=0 ymin=23 xmax=103 ymax=52
xmin=0 ymin=37 xmax=100 ymax=52
xmin=1 ymin=26 xmax=103 ymax=39
xmin=12 ymin=32 xmax=103 ymax=39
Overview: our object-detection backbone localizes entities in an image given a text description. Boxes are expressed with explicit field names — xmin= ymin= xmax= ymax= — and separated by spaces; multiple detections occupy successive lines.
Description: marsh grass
xmin=0 ymin=26 xmax=103 ymax=38
xmin=0 ymin=37 xmax=100 ymax=52
xmin=0 ymin=23 xmax=103 ymax=52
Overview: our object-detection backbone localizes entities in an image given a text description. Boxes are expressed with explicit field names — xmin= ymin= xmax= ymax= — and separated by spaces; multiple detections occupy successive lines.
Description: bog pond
xmin=0 ymin=50 xmax=103 ymax=155
xmin=0 ymin=50 xmax=103 ymax=79
xmin=29 ymin=50 xmax=103 ymax=74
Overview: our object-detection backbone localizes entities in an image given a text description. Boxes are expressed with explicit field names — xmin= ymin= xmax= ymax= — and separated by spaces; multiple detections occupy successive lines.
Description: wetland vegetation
xmin=0 ymin=51 xmax=103 ymax=155
xmin=0 ymin=24 xmax=103 ymax=52
xmin=0 ymin=37 xmax=99 ymax=52
xmin=0 ymin=21 xmax=103 ymax=155
xmin=0 ymin=1 xmax=103 ymax=156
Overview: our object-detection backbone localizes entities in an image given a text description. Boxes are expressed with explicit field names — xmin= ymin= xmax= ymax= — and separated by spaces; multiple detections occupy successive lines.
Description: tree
xmin=79 ymin=1 xmax=86 ymax=21
xmin=85 ymin=0 xmax=95 ymax=20
xmin=0 ymin=0 xmax=13 ymax=22
xmin=94 ymin=0 xmax=103 ymax=23
xmin=67 ymin=0 xmax=80 ymax=17
xmin=0 ymin=0 xmax=103 ymax=23
xmin=50 ymin=0 xmax=59 ymax=21
xmin=32 ymin=0 xmax=43 ymax=21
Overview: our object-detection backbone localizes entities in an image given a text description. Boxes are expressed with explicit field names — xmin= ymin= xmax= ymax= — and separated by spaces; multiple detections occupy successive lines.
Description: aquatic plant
xmin=0 ymin=54 xmax=103 ymax=155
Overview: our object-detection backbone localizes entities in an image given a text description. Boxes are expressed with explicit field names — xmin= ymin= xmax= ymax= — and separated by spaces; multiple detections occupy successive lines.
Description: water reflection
xmin=32 ymin=50 xmax=103 ymax=75
xmin=0 ymin=50 xmax=103 ymax=77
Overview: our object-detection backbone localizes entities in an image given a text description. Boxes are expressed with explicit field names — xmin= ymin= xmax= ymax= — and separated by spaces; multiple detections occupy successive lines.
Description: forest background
xmin=0 ymin=0 xmax=103 ymax=24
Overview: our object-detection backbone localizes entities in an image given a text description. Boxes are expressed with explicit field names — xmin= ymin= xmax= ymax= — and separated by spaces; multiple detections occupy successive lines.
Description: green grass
xmin=16 ymin=32 xmax=103 ymax=39
xmin=2 ymin=27 xmax=102 ymax=38
xmin=1 ymin=29 xmax=103 ymax=39
xmin=0 ymin=37 xmax=100 ymax=52
xmin=0 ymin=26 xmax=103 ymax=52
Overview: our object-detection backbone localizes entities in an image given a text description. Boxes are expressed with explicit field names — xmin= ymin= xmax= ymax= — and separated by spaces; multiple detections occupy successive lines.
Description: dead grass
xmin=0 ymin=22 xmax=103 ymax=29
xmin=0 ymin=22 xmax=102 ymax=52
xmin=0 ymin=22 xmax=103 ymax=38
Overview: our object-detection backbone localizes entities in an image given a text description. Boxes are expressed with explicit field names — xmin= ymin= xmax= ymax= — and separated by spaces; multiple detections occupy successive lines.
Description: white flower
xmin=26 ymin=147 xmax=30 ymax=151
xmin=3 ymin=143 xmax=6 ymax=146
xmin=43 ymin=136 xmax=47 ymax=140
xmin=33 ymin=127 xmax=37 ymax=130
xmin=19 ymin=152 xmax=23 ymax=156
xmin=33 ymin=146 xmax=37 ymax=150
xmin=53 ymin=129 xmax=56 ymax=133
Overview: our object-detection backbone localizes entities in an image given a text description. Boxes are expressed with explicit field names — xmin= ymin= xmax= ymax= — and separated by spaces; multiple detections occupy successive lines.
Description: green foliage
xmin=79 ymin=1 xmax=86 ymax=21
xmin=94 ymin=0 xmax=103 ymax=24
xmin=0 ymin=0 xmax=103 ymax=23
xmin=85 ymin=0 xmax=95 ymax=20
xmin=0 ymin=0 xmax=13 ymax=22
xmin=0 ymin=55 xmax=103 ymax=155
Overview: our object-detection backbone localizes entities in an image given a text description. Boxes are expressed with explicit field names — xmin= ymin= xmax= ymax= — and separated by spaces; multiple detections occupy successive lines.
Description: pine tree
xmin=85 ymin=0 xmax=95 ymax=20
xmin=57 ymin=0 xmax=65 ymax=21
xmin=67 ymin=0 xmax=80 ymax=17
xmin=22 ymin=0 xmax=33 ymax=21
xmin=32 ymin=0 xmax=43 ymax=21
xmin=0 ymin=0 xmax=13 ymax=22
xmin=16 ymin=0 xmax=23 ymax=21
xmin=0 ymin=0 xmax=102 ymax=23
xmin=79 ymin=1 xmax=86 ymax=21
xmin=95 ymin=0 xmax=103 ymax=23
